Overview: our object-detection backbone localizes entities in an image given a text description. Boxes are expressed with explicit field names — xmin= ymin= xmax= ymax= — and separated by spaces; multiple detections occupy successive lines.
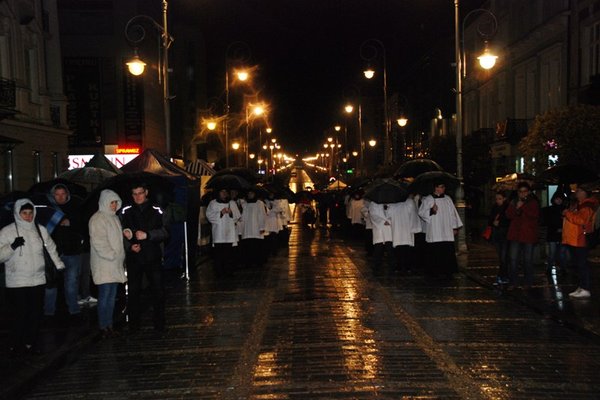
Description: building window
xmin=585 ymin=21 xmax=600 ymax=84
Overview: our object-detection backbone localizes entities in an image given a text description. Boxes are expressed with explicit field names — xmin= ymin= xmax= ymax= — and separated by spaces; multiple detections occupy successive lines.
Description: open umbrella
xmin=395 ymin=159 xmax=443 ymax=179
xmin=211 ymin=167 xmax=261 ymax=184
xmin=408 ymin=171 xmax=460 ymax=196
xmin=205 ymin=174 xmax=251 ymax=191
xmin=28 ymin=178 xmax=88 ymax=199
xmin=59 ymin=167 xmax=118 ymax=189
xmin=327 ymin=180 xmax=347 ymax=191
xmin=538 ymin=164 xmax=598 ymax=184
xmin=364 ymin=179 xmax=409 ymax=204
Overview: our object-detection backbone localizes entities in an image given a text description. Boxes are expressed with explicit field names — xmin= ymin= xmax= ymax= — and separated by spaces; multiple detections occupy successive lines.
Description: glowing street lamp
xmin=397 ymin=117 xmax=408 ymax=127
xmin=125 ymin=0 xmax=174 ymax=156
xmin=206 ymin=120 xmax=217 ymax=131
xmin=344 ymin=104 xmax=354 ymax=114
xmin=363 ymin=67 xmax=375 ymax=79
xmin=334 ymin=125 xmax=341 ymax=132
xmin=235 ymin=69 xmax=250 ymax=81
xmin=266 ymin=127 xmax=272 ymax=134
xmin=368 ymin=139 xmax=377 ymax=147
xmin=232 ymin=141 xmax=240 ymax=150
xmin=352 ymin=151 xmax=358 ymax=157
xmin=454 ymin=2 xmax=499 ymax=252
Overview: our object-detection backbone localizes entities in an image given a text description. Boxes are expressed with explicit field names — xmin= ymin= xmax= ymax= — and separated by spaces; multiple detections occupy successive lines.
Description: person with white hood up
xmin=89 ymin=190 xmax=126 ymax=338
xmin=0 ymin=199 xmax=64 ymax=356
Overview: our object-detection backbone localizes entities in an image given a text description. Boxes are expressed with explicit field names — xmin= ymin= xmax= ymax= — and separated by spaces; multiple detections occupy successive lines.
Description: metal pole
xmin=183 ymin=221 xmax=190 ymax=280
xmin=33 ymin=150 xmax=41 ymax=183
xmin=382 ymin=48 xmax=390 ymax=165
xmin=245 ymin=107 xmax=249 ymax=168
xmin=454 ymin=0 xmax=467 ymax=253
xmin=225 ymin=68 xmax=230 ymax=168
xmin=358 ymin=104 xmax=364 ymax=176
xmin=162 ymin=0 xmax=171 ymax=157
xmin=5 ymin=147 xmax=14 ymax=193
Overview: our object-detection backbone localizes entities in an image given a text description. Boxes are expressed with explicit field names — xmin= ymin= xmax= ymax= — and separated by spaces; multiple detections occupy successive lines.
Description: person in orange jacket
xmin=562 ymin=187 xmax=598 ymax=299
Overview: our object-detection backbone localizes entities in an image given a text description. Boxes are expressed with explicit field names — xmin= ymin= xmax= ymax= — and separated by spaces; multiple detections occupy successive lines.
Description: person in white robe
xmin=348 ymin=192 xmax=366 ymax=238
xmin=361 ymin=199 xmax=374 ymax=256
xmin=264 ymin=193 xmax=283 ymax=255
xmin=240 ymin=189 xmax=267 ymax=268
xmin=275 ymin=196 xmax=291 ymax=247
xmin=418 ymin=183 xmax=463 ymax=277
xmin=389 ymin=198 xmax=421 ymax=273
xmin=206 ymin=189 xmax=241 ymax=276
xmin=368 ymin=202 xmax=395 ymax=270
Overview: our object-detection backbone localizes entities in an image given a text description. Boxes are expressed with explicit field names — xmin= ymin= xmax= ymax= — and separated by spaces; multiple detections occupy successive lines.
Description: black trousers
xmin=127 ymin=262 xmax=165 ymax=328
xmin=395 ymin=245 xmax=415 ymax=272
xmin=373 ymin=241 xmax=395 ymax=269
xmin=6 ymin=285 xmax=45 ymax=350
xmin=425 ymin=241 xmax=458 ymax=277
xmin=241 ymin=238 xmax=266 ymax=267
xmin=213 ymin=243 xmax=234 ymax=275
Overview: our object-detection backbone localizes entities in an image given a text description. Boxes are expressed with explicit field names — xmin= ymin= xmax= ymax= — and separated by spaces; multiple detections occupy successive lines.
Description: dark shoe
xmin=100 ymin=329 xmax=110 ymax=339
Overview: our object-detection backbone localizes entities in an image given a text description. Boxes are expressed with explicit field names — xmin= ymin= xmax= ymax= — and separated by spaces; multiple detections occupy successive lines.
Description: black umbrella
xmin=364 ymin=179 xmax=409 ymax=204
xmin=538 ymin=164 xmax=598 ymax=184
xmin=205 ymin=174 xmax=251 ymax=191
xmin=28 ymin=178 xmax=88 ymax=199
xmin=408 ymin=171 xmax=460 ymax=196
xmin=395 ymin=159 xmax=444 ymax=179
xmin=211 ymin=167 xmax=261 ymax=184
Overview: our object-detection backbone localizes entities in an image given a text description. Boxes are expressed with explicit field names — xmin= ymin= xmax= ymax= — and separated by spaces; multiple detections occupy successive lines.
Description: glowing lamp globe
xmin=126 ymin=55 xmax=146 ymax=76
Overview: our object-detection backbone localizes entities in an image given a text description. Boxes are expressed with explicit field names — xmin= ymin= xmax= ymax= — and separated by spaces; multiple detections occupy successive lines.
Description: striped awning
xmin=186 ymin=159 xmax=216 ymax=176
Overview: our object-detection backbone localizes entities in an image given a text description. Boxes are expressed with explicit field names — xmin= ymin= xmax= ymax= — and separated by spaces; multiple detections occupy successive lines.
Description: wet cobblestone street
xmin=17 ymin=226 xmax=600 ymax=399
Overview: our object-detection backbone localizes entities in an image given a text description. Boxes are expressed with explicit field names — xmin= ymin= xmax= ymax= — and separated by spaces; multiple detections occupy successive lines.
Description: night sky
xmin=175 ymin=0 xmax=483 ymax=155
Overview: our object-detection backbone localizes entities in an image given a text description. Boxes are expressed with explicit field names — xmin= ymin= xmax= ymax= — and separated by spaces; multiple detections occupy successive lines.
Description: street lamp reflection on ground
xmin=454 ymin=1 xmax=499 ymax=252
xmin=125 ymin=0 xmax=174 ymax=156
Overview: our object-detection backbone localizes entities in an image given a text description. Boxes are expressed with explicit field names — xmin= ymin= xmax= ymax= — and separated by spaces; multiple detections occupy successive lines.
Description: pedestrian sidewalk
xmin=462 ymin=238 xmax=600 ymax=338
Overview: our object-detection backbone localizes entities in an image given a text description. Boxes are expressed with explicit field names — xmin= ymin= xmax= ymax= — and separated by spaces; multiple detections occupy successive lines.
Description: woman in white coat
xmin=0 ymin=199 xmax=65 ymax=355
xmin=89 ymin=189 xmax=126 ymax=337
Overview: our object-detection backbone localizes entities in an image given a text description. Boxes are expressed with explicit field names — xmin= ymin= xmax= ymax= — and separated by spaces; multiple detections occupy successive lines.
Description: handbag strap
xmin=34 ymin=223 xmax=46 ymax=247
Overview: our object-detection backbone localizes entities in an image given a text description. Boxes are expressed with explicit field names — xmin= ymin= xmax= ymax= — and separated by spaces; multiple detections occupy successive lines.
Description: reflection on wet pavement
xmin=23 ymin=226 xmax=600 ymax=399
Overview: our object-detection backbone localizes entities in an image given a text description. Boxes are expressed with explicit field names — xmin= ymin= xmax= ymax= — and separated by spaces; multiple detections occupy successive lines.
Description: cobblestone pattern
xmin=21 ymin=227 xmax=600 ymax=399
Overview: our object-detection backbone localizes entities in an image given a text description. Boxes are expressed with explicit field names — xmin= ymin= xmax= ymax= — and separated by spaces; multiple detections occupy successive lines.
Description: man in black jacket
xmin=121 ymin=182 xmax=168 ymax=331
xmin=44 ymin=184 xmax=84 ymax=321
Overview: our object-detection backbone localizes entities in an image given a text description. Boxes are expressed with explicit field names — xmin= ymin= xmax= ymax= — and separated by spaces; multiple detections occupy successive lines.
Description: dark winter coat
xmin=488 ymin=202 xmax=510 ymax=243
xmin=541 ymin=204 xmax=565 ymax=243
xmin=120 ymin=201 xmax=168 ymax=265
xmin=506 ymin=197 xmax=540 ymax=244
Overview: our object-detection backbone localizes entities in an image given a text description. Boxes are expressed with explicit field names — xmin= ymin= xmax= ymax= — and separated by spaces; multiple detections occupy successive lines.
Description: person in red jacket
xmin=506 ymin=182 xmax=540 ymax=289
xmin=562 ymin=187 xmax=598 ymax=299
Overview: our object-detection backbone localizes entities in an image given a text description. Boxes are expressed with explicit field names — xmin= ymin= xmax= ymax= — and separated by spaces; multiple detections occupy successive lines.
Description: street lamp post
xmin=454 ymin=1 xmax=498 ymax=252
xmin=125 ymin=0 xmax=174 ymax=156
xmin=361 ymin=39 xmax=390 ymax=165
xmin=245 ymin=103 xmax=265 ymax=168
xmin=225 ymin=41 xmax=251 ymax=168
xmin=345 ymin=103 xmax=363 ymax=176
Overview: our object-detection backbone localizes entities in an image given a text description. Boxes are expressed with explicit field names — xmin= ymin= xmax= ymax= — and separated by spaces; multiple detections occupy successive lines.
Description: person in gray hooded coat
xmin=89 ymin=190 xmax=126 ymax=337
xmin=0 ymin=199 xmax=64 ymax=355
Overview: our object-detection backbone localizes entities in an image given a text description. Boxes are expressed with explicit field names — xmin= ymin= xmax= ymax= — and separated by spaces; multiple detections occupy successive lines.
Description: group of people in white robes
xmin=349 ymin=182 xmax=462 ymax=276
xmin=206 ymin=188 xmax=291 ymax=275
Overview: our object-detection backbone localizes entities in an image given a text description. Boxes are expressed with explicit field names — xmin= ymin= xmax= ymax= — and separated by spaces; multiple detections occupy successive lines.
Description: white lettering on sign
xmin=68 ymin=154 xmax=139 ymax=170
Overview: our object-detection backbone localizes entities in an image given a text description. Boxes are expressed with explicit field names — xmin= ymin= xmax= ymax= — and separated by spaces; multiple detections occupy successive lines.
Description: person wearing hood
xmin=0 ymin=199 xmax=65 ymax=355
xmin=206 ymin=189 xmax=242 ymax=276
xmin=44 ymin=184 xmax=87 ymax=321
xmin=89 ymin=190 xmax=126 ymax=337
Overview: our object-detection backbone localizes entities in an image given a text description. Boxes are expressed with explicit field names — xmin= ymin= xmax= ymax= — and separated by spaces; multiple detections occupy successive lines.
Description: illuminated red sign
xmin=116 ymin=146 xmax=141 ymax=154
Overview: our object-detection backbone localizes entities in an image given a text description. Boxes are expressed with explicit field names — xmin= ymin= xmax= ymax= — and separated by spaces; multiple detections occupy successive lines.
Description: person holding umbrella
xmin=239 ymin=188 xmax=267 ymax=268
xmin=417 ymin=182 xmax=463 ymax=278
xmin=389 ymin=196 xmax=421 ymax=274
xmin=206 ymin=189 xmax=241 ymax=276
